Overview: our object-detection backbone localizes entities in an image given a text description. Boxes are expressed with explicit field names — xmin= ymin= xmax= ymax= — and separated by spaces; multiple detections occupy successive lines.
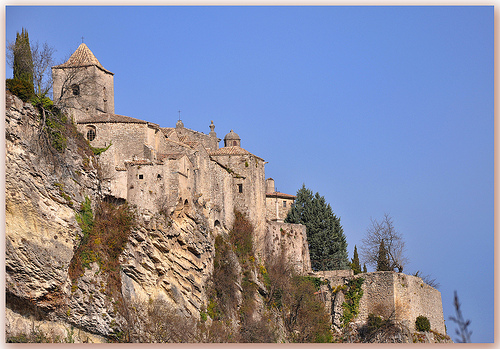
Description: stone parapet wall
xmin=326 ymin=271 xmax=446 ymax=335
xmin=393 ymin=273 xmax=445 ymax=334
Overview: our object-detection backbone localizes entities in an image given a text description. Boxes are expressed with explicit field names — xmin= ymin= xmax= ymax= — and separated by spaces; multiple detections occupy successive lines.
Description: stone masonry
xmin=325 ymin=271 xmax=446 ymax=335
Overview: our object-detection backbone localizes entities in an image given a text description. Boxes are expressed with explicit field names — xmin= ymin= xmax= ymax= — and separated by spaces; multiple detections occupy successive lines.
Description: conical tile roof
xmin=53 ymin=43 xmax=113 ymax=74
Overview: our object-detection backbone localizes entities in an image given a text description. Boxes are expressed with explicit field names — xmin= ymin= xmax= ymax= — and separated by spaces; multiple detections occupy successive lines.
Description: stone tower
xmin=52 ymin=43 xmax=114 ymax=122
xmin=210 ymin=129 xmax=266 ymax=245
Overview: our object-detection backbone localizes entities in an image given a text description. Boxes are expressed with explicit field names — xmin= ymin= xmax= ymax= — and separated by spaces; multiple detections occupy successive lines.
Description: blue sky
xmin=6 ymin=6 xmax=494 ymax=342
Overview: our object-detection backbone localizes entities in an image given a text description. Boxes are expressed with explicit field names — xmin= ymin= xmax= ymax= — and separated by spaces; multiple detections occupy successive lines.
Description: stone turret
xmin=52 ymin=43 xmax=114 ymax=122
xmin=224 ymin=129 xmax=241 ymax=147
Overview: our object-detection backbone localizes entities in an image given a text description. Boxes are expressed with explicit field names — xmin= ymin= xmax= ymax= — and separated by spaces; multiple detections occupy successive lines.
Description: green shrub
xmin=367 ymin=313 xmax=384 ymax=329
xmin=91 ymin=142 xmax=112 ymax=156
xmin=6 ymin=78 xmax=34 ymax=102
xmin=415 ymin=315 xmax=431 ymax=332
xmin=341 ymin=278 xmax=364 ymax=327
xmin=229 ymin=210 xmax=254 ymax=259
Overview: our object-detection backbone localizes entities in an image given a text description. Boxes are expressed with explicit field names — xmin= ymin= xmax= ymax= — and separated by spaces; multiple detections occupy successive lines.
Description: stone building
xmin=265 ymin=178 xmax=296 ymax=222
xmin=51 ymin=43 xmax=309 ymax=270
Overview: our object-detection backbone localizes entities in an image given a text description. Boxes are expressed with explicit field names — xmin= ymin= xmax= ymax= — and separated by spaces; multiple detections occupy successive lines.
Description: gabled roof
xmin=78 ymin=113 xmax=159 ymax=129
xmin=209 ymin=146 xmax=264 ymax=161
xmin=53 ymin=43 xmax=113 ymax=75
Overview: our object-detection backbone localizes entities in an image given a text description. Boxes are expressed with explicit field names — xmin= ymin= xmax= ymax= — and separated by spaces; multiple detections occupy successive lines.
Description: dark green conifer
xmin=363 ymin=263 xmax=367 ymax=273
xmin=351 ymin=245 xmax=362 ymax=274
xmin=285 ymin=184 xmax=349 ymax=271
xmin=13 ymin=28 xmax=34 ymax=87
xmin=376 ymin=240 xmax=391 ymax=271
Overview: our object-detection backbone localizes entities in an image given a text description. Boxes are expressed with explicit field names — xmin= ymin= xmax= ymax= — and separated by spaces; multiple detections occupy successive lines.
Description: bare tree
xmin=360 ymin=213 xmax=408 ymax=272
xmin=31 ymin=41 xmax=55 ymax=98
xmin=449 ymin=291 xmax=472 ymax=343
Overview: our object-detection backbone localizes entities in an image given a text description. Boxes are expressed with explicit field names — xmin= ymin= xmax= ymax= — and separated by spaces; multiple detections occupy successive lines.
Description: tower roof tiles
xmin=209 ymin=146 xmax=264 ymax=161
xmin=53 ymin=43 xmax=113 ymax=75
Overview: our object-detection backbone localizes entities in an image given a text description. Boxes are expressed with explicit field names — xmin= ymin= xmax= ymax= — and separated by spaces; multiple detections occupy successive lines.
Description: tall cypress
xmin=351 ymin=245 xmax=362 ymax=274
xmin=285 ymin=184 xmax=349 ymax=271
xmin=13 ymin=28 xmax=34 ymax=86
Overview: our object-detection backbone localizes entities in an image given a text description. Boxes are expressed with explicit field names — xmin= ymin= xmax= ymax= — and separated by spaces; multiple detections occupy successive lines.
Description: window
xmin=157 ymin=174 xmax=162 ymax=179
xmin=233 ymin=141 xmax=237 ymax=146
xmin=283 ymin=201 xmax=287 ymax=208
xmin=138 ymin=174 xmax=144 ymax=179
xmin=86 ymin=128 xmax=96 ymax=141
xmin=71 ymin=84 xmax=80 ymax=96
xmin=238 ymin=184 xmax=243 ymax=193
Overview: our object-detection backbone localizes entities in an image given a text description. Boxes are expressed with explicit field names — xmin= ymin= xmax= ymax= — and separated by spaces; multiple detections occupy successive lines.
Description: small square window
xmin=238 ymin=184 xmax=243 ymax=193
xmin=138 ymin=174 xmax=144 ymax=179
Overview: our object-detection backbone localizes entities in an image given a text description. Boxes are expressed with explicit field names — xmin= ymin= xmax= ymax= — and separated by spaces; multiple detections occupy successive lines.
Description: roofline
xmin=266 ymin=192 xmax=296 ymax=199
xmin=52 ymin=63 xmax=114 ymax=76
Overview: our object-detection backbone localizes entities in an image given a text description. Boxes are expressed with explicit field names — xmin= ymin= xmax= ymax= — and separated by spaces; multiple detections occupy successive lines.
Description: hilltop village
xmin=4 ymin=42 xmax=449 ymax=343
xmin=52 ymin=43 xmax=308 ymax=268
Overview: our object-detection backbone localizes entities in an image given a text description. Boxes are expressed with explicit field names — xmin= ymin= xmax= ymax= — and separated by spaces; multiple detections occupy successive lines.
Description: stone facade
xmin=265 ymin=178 xmax=296 ymax=222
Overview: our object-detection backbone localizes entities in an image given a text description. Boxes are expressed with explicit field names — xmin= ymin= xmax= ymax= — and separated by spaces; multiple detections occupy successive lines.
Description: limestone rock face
xmin=5 ymin=92 xmax=103 ymax=340
xmin=120 ymin=208 xmax=214 ymax=317
xmin=4 ymin=92 xmax=217 ymax=341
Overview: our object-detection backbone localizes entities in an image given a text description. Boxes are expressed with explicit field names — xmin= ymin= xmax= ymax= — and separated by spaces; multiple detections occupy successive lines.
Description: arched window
xmin=86 ymin=126 xmax=96 ymax=141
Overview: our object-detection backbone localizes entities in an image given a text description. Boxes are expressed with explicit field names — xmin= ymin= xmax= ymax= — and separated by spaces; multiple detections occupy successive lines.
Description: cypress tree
xmin=285 ymin=184 xmax=349 ymax=271
xmin=363 ymin=263 xmax=367 ymax=273
xmin=351 ymin=245 xmax=362 ymax=275
xmin=13 ymin=28 xmax=34 ymax=86
xmin=8 ymin=28 xmax=35 ymax=101
xmin=376 ymin=240 xmax=391 ymax=271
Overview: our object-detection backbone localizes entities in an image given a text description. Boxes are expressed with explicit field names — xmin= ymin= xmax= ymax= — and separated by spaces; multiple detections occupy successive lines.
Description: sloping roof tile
xmin=266 ymin=191 xmax=296 ymax=200
xmin=53 ymin=43 xmax=113 ymax=75
xmin=209 ymin=146 xmax=264 ymax=161
xmin=78 ymin=113 xmax=157 ymax=126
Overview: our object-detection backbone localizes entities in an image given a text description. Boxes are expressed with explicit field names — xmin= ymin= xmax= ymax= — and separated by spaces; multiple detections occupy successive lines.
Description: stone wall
xmin=327 ymin=272 xmax=446 ymax=335
xmin=263 ymin=221 xmax=311 ymax=274
xmin=393 ymin=273 xmax=446 ymax=334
